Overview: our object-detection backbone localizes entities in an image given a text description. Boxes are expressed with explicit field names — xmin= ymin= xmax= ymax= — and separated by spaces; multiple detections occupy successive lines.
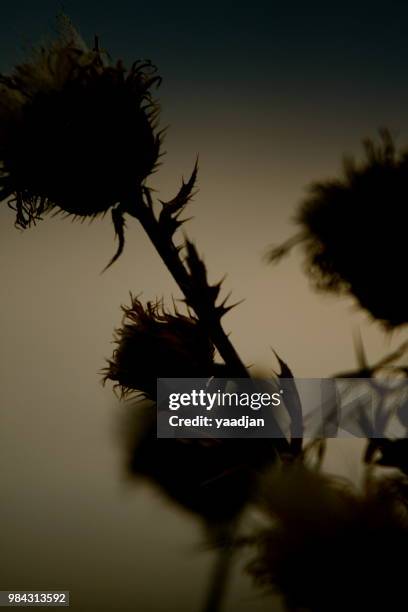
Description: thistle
xmin=247 ymin=465 xmax=408 ymax=612
xmin=269 ymin=130 xmax=408 ymax=327
xmin=5 ymin=16 xmax=408 ymax=612
xmin=122 ymin=403 xmax=278 ymax=526
xmin=0 ymin=17 xmax=162 ymax=267
xmin=104 ymin=296 xmax=216 ymax=399
xmin=106 ymin=297 xmax=281 ymax=523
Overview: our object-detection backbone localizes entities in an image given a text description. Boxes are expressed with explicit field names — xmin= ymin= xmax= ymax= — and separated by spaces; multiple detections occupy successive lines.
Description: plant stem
xmin=136 ymin=203 xmax=249 ymax=378
xmin=134 ymin=200 xmax=291 ymax=454
xmin=201 ymin=525 xmax=236 ymax=612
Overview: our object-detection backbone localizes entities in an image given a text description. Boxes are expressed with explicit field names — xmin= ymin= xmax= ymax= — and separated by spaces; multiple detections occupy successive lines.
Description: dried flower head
xmin=121 ymin=402 xmax=278 ymax=526
xmin=270 ymin=130 xmax=408 ymax=327
xmin=104 ymin=296 xmax=215 ymax=399
xmin=0 ymin=16 xmax=162 ymax=266
xmin=247 ymin=465 xmax=408 ymax=611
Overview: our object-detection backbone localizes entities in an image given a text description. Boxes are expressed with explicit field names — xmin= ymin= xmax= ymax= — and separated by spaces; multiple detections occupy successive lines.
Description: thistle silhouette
xmin=0 ymin=16 xmax=162 ymax=268
xmin=0 ymin=17 xmax=254 ymax=384
xmin=2 ymin=15 xmax=408 ymax=612
xmin=246 ymin=464 xmax=408 ymax=612
xmin=268 ymin=130 xmax=408 ymax=327
xmin=104 ymin=297 xmax=216 ymax=399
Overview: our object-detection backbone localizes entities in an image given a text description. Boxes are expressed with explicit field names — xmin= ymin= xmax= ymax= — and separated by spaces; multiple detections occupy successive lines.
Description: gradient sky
xmin=1 ymin=2 xmax=408 ymax=611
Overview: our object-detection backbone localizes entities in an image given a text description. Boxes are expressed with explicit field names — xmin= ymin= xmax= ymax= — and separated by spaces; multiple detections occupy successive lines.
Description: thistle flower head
xmin=270 ymin=130 xmax=408 ymax=327
xmin=108 ymin=297 xmax=279 ymax=524
xmin=104 ymin=296 xmax=215 ymax=399
xmin=248 ymin=465 xmax=408 ymax=611
xmin=0 ymin=17 xmax=162 ymax=231
xmin=298 ymin=130 xmax=408 ymax=327
xmin=122 ymin=403 xmax=278 ymax=525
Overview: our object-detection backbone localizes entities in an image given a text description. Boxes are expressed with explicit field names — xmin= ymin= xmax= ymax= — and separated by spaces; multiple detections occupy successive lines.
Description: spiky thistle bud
xmin=104 ymin=296 xmax=215 ymax=399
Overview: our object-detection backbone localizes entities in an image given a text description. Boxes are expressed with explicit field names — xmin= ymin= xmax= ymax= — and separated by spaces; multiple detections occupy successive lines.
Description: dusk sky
xmin=1 ymin=2 xmax=408 ymax=611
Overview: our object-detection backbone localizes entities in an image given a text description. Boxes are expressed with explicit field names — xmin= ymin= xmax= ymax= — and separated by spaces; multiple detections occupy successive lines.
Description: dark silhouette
xmin=121 ymin=402 xmax=278 ymax=527
xmin=269 ymin=130 xmax=408 ymax=327
xmin=2 ymin=15 xmax=408 ymax=612
xmin=104 ymin=297 xmax=216 ymax=399
xmin=247 ymin=464 xmax=408 ymax=612
xmin=0 ymin=21 xmax=162 ymax=267
xmin=105 ymin=297 xmax=286 ymax=525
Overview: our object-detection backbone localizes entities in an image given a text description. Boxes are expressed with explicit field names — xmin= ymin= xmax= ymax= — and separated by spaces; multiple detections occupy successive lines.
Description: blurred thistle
xmin=105 ymin=296 xmax=281 ymax=524
xmin=121 ymin=403 xmax=278 ymax=527
xmin=0 ymin=15 xmax=162 ymax=267
xmin=104 ymin=296 xmax=216 ymax=399
xmin=122 ymin=401 xmax=279 ymax=612
xmin=105 ymin=297 xmax=282 ymax=612
xmin=268 ymin=130 xmax=408 ymax=327
xmin=247 ymin=464 xmax=408 ymax=612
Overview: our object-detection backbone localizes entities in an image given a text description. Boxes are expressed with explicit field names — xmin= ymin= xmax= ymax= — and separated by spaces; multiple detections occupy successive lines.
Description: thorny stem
xmin=131 ymin=192 xmax=291 ymax=612
xmin=133 ymin=196 xmax=291 ymax=455
xmin=132 ymin=199 xmax=246 ymax=612
xmin=135 ymin=202 xmax=250 ymax=378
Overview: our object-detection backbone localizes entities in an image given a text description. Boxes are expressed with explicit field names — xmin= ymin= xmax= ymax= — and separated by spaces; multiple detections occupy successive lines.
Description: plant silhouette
xmin=269 ymin=130 xmax=408 ymax=328
xmin=2 ymin=15 xmax=408 ymax=612
xmin=246 ymin=464 xmax=408 ymax=612
xmin=0 ymin=16 xmax=162 ymax=268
